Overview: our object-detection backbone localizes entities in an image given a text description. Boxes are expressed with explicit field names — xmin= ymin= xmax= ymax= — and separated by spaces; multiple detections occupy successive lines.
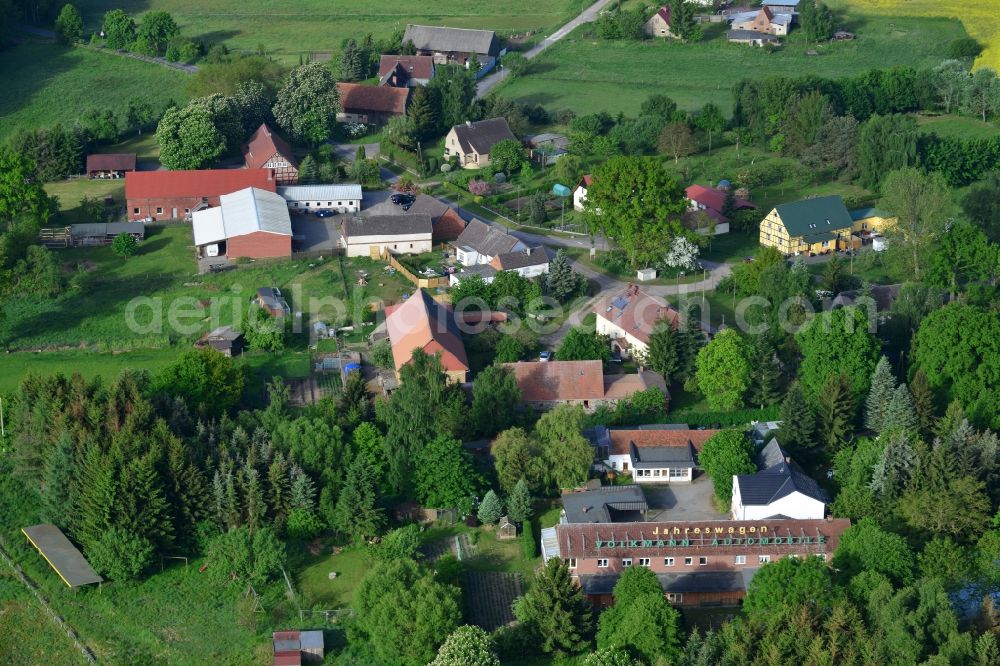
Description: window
xmin=155 ymin=207 xmax=163 ymax=214
xmin=133 ymin=208 xmax=140 ymax=214
xmin=567 ymin=558 xmax=577 ymax=569
xmin=621 ymin=558 xmax=632 ymax=567
xmin=664 ymin=557 xmax=675 ymax=566
xmin=735 ymin=555 xmax=746 ymax=565
xmin=638 ymin=558 xmax=650 ymax=567
xmin=653 ymin=469 xmax=662 ymax=477
xmin=759 ymin=555 xmax=771 ymax=564
xmin=327 ymin=202 xmax=332 ymax=206
xmin=699 ymin=557 xmax=708 ymax=566
xmin=292 ymin=202 xmax=299 ymax=207
xmin=410 ymin=244 xmax=414 ymax=249
xmin=666 ymin=593 xmax=683 ymax=603
xmin=597 ymin=558 xmax=608 ymax=568
xmin=684 ymin=557 xmax=693 ymax=566
xmin=184 ymin=208 xmax=190 ymax=214
xmin=669 ymin=468 xmax=686 ymax=478
xmin=338 ymin=202 xmax=343 ymax=206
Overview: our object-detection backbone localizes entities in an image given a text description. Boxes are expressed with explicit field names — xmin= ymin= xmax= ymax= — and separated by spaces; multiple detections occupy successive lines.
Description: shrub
xmin=371 ymin=340 xmax=394 ymax=368
xmin=522 ymin=519 xmax=537 ymax=558
xmin=469 ymin=179 xmax=492 ymax=196
xmin=948 ymin=37 xmax=982 ymax=59
xmin=440 ymin=163 xmax=452 ymax=173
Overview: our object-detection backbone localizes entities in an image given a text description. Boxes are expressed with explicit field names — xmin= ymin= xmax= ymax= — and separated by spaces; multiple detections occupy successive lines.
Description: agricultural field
xmin=497 ymin=11 xmax=968 ymax=116
xmin=0 ymin=41 xmax=188 ymax=143
xmin=73 ymin=0 xmax=590 ymax=64
xmin=844 ymin=0 xmax=1000 ymax=71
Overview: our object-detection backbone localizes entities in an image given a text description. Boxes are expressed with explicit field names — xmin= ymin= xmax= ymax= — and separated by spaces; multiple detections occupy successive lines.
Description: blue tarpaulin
xmin=552 ymin=184 xmax=571 ymax=197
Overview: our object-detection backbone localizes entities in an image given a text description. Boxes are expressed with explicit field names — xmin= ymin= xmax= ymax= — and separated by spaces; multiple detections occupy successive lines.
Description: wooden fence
xmin=385 ymin=252 xmax=449 ymax=290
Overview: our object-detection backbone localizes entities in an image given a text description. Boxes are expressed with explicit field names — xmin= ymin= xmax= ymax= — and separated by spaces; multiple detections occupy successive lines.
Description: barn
xmin=126 ymin=168 xmax=276 ymax=221
xmin=192 ymin=187 xmax=292 ymax=260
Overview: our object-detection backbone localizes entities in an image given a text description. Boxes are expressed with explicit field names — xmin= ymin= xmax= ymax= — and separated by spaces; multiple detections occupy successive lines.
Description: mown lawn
xmin=73 ymin=0 xmax=590 ymax=64
xmin=917 ymin=113 xmax=1000 ymax=140
xmin=498 ymin=11 xmax=967 ymax=116
xmin=44 ymin=178 xmax=126 ymax=225
xmin=0 ymin=41 xmax=188 ymax=143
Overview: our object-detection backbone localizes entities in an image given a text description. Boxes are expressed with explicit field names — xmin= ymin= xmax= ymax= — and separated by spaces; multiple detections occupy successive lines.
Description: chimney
xmin=582 ymin=506 xmax=590 ymax=513
xmin=466 ymin=120 xmax=473 ymax=128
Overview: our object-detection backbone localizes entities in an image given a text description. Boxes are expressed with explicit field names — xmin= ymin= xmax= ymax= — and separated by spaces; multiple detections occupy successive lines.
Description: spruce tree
xmin=748 ymin=334 xmax=783 ymax=408
xmin=865 ymin=356 xmax=897 ymax=433
xmin=267 ymin=452 xmax=291 ymax=528
xmin=477 ymin=490 xmax=503 ymax=525
xmin=42 ymin=433 xmax=75 ymax=523
xmin=507 ymin=479 xmax=533 ymax=525
xmin=909 ymin=368 xmax=936 ymax=437
xmin=545 ymin=249 xmax=578 ymax=304
xmin=674 ymin=318 xmax=702 ymax=383
xmin=647 ymin=321 xmax=680 ymax=383
xmin=883 ymin=384 xmax=918 ymax=434
xmin=340 ymin=39 xmax=363 ymax=80
xmin=514 ymin=557 xmax=594 ymax=655
xmin=870 ymin=432 xmax=916 ymax=500
xmin=243 ymin=467 xmax=266 ymax=530
xmin=934 ymin=400 xmax=966 ymax=440
xmin=816 ymin=373 xmax=857 ymax=451
xmin=298 ymin=155 xmax=319 ymax=184
xmin=777 ymin=383 xmax=816 ymax=451
xmin=408 ymin=86 xmax=439 ymax=141
xmin=334 ymin=457 xmax=386 ymax=542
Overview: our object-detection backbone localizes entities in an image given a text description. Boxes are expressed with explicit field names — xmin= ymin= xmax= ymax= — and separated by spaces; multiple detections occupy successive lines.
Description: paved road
xmin=475 ymin=0 xmax=616 ymax=98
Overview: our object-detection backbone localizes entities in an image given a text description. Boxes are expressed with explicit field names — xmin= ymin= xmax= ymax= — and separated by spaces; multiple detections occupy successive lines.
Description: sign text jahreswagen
xmin=592 ymin=525 xmax=828 ymax=550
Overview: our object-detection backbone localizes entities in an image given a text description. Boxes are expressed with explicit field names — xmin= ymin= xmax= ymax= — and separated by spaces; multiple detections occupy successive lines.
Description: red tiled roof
xmin=433 ymin=208 xmax=467 ymax=242
xmin=656 ymin=5 xmax=672 ymax=24
xmin=577 ymin=174 xmax=593 ymax=189
xmin=86 ymin=153 xmax=136 ymax=172
xmin=126 ymin=169 xmax=276 ymax=200
xmin=557 ymin=518 xmax=851 ymax=559
xmin=762 ymin=6 xmax=775 ymax=20
xmin=607 ymin=428 xmax=719 ymax=457
xmin=337 ymin=83 xmax=409 ymax=115
xmin=594 ymin=285 xmax=681 ymax=345
xmin=686 ymin=185 xmax=755 ymax=218
xmin=503 ymin=360 xmax=605 ymax=402
xmin=602 ymin=371 xmax=668 ymax=401
xmin=378 ymin=55 xmax=434 ymax=80
xmin=386 ymin=290 xmax=469 ymax=374
xmin=242 ymin=123 xmax=297 ymax=170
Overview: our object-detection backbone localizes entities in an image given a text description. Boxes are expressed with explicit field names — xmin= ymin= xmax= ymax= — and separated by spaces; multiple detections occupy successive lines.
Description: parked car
xmin=314 ymin=209 xmax=335 ymax=217
xmin=539 ymin=350 xmax=551 ymax=362
xmin=391 ymin=193 xmax=416 ymax=206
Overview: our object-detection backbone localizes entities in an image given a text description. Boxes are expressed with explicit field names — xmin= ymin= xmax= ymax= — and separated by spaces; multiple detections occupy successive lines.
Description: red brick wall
xmin=128 ymin=196 xmax=221 ymax=220
xmin=228 ymin=232 xmax=292 ymax=259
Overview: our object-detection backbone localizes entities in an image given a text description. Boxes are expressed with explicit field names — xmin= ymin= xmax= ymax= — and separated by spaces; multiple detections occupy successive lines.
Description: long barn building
xmin=126 ymin=169 xmax=277 ymax=222
xmin=545 ymin=517 xmax=850 ymax=607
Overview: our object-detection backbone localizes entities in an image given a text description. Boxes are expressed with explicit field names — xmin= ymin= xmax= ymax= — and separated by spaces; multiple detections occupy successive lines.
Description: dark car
xmin=314 ymin=209 xmax=335 ymax=218
xmin=391 ymin=193 xmax=416 ymax=206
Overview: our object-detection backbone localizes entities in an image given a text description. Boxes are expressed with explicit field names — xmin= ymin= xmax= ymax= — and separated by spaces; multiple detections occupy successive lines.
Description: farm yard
xmin=73 ymin=0 xmax=591 ymax=64
xmin=497 ymin=11 xmax=969 ymax=115
xmin=0 ymin=41 xmax=188 ymax=143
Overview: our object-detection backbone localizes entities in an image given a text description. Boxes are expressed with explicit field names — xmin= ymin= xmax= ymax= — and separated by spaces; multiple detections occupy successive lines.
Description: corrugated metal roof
xmin=541 ymin=527 xmax=560 ymax=561
xmin=192 ymin=187 xmax=292 ymax=246
xmin=22 ymin=524 xmax=103 ymax=587
xmin=278 ymin=184 xmax=362 ymax=202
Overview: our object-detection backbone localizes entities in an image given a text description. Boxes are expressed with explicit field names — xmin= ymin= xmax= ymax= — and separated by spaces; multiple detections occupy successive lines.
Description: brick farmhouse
xmin=126 ymin=169 xmax=276 ymax=221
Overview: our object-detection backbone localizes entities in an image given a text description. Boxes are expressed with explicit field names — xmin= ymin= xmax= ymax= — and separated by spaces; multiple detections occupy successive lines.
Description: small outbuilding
xmin=196 ymin=326 xmax=245 ymax=357
xmin=86 ymin=153 xmax=136 ymax=178
xmin=497 ymin=516 xmax=517 ymax=540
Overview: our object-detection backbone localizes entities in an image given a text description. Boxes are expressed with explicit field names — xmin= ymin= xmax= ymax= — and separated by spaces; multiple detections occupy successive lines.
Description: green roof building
xmin=759 ymin=195 xmax=859 ymax=255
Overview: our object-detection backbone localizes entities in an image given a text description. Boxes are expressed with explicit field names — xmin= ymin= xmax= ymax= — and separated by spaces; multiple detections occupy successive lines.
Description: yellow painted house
xmin=759 ymin=195 xmax=895 ymax=256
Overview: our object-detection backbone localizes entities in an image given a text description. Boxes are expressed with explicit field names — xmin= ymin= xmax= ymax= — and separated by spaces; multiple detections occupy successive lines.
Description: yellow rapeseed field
xmin=846 ymin=0 xmax=1000 ymax=70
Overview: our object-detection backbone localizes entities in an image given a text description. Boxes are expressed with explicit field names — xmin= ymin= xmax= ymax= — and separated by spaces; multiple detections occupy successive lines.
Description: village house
xmin=453 ymin=218 xmax=525 ymax=266
xmin=525 ymin=133 xmax=570 ymax=165
xmin=502 ymin=360 xmax=667 ymax=412
xmin=378 ymin=55 xmax=435 ymax=87
xmin=277 ymin=184 xmax=362 ymax=215
xmin=644 ymin=6 xmax=676 ymax=38
xmin=594 ymin=285 xmax=683 ymax=360
xmin=585 ymin=425 xmax=719 ymax=482
xmin=490 ymin=245 xmax=552 ymax=278
xmin=242 ymin=123 xmax=298 ymax=185
xmin=256 ymin=287 xmax=291 ymax=317
xmin=391 ymin=194 xmax=468 ymax=242
xmin=573 ymin=174 xmax=592 ymax=212
xmin=335 ymin=83 xmax=410 ymax=125
xmin=730 ymin=6 xmax=793 ymax=36
xmin=86 ymin=153 xmax=136 ymax=179
xmin=849 ymin=207 xmax=896 ymax=237
xmin=561 ymin=486 xmax=648 ymax=524
xmin=342 ymin=214 xmax=433 ymax=258
xmin=126 ymin=169 xmax=276 ymax=221
xmin=544 ymin=517 xmax=850 ymax=607
xmin=444 ymin=117 xmax=517 ymax=169
xmin=191 ymin=187 xmax=292 ymax=260
xmin=685 ymin=184 xmax=756 ymax=235
xmin=386 ymin=289 xmax=470 ymax=383
xmin=759 ymin=194 xmax=862 ymax=255
xmin=731 ymin=439 xmax=828 ymax=520
xmin=402 ymin=24 xmax=502 ymax=72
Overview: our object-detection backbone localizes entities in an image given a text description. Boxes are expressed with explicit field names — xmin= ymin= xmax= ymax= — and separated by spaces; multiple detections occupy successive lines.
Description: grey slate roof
xmin=451 ymin=117 xmax=517 ymax=155
xmin=455 ymin=218 xmax=521 ymax=257
xmin=455 ymin=264 xmax=497 ymax=279
xmin=493 ymin=245 xmax=553 ymax=270
xmin=629 ymin=442 xmax=697 ymax=469
xmin=403 ymin=24 xmax=499 ymax=56
xmin=562 ymin=486 xmax=648 ymax=524
xmin=344 ymin=214 xmax=433 ymax=238
xmin=736 ymin=439 xmax=828 ymax=506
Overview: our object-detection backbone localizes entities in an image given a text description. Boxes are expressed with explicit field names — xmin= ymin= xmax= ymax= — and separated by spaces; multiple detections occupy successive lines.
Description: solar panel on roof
xmin=611 ymin=296 xmax=629 ymax=309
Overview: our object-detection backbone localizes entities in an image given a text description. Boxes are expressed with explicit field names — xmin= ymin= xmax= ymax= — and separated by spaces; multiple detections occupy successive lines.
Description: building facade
xmin=551 ymin=518 xmax=851 ymax=607
xmin=242 ymin=123 xmax=298 ymax=185
xmin=758 ymin=195 xmax=861 ymax=256
xmin=191 ymin=187 xmax=292 ymax=260
xmin=444 ymin=118 xmax=517 ymax=169
xmin=644 ymin=6 xmax=675 ymax=38
xmin=342 ymin=215 xmax=433 ymax=258
xmin=594 ymin=285 xmax=682 ymax=360
xmin=126 ymin=169 xmax=276 ymax=221
xmin=278 ymin=184 xmax=362 ymax=214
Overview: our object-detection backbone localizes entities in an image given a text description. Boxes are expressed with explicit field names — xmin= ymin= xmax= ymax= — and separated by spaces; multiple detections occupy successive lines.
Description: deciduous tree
xmin=795 ymin=306 xmax=880 ymax=403
xmin=833 ymin=517 xmax=914 ymax=585
xmin=536 ymin=405 xmax=594 ymax=490
xmin=137 ymin=10 xmax=179 ymax=56
xmin=54 ymin=3 xmax=83 ymax=44
xmin=272 ymin=61 xmax=340 ymax=144
xmin=596 ymin=566 xmax=682 ymax=663
xmin=698 ymin=430 xmax=756 ymax=505
xmin=413 ymin=435 xmax=483 ymax=514
xmin=430 ymin=626 xmax=501 ymax=666
xmin=102 ymin=9 xmax=135 ymax=50
xmin=471 ymin=365 xmax=521 ymax=437
xmin=156 ymin=104 xmax=226 ymax=170
xmin=557 ymin=326 xmax=610 ymax=362
xmin=881 ymin=167 xmax=953 ymax=280
xmin=695 ymin=329 xmax=753 ymax=410
xmin=111 ymin=232 xmax=137 ymax=259
xmin=491 ymin=428 xmax=545 ymax=494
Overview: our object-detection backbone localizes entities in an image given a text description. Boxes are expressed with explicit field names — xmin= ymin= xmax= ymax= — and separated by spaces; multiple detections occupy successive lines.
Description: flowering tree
xmin=663 ymin=236 xmax=699 ymax=271
xmin=468 ymin=179 xmax=492 ymax=196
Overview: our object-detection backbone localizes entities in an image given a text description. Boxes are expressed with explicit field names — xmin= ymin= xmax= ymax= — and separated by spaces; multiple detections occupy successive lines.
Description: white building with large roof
xmin=192 ymin=187 xmax=292 ymax=259
xmin=277 ymin=184 xmax=362 ymax=214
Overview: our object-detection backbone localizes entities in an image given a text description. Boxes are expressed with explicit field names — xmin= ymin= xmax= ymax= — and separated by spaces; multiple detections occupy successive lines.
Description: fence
xmin=385 ymin=252 xmax=449 ymax=290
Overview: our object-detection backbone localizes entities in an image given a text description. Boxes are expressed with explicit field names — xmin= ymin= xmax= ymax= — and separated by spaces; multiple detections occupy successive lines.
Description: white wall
xmin=345 ymin=236 xmax=432 ymax=258
xmin=596 ymin=316 xmax=650 ymax=358
xmin=513 ymin=263 xmax=549 ymax=278
xmin=731 ymin=480 xmax=826 ymax=520
xmin=455 ymin=247 xmax=481 ymax=266
xmin=573 ymin=186 xmax=587 ymax=212
xmin=287 ymin=198 xmax=361 ymax=214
